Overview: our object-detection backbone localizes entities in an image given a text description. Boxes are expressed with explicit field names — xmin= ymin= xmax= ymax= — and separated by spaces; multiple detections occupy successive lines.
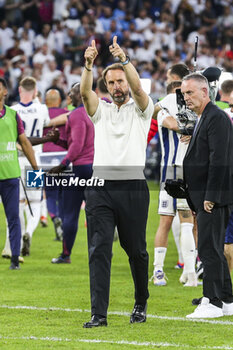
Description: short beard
xmin=111 ymin=91 xmax=129 ymax=104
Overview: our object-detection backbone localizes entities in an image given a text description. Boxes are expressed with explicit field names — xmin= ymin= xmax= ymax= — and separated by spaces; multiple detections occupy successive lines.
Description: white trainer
xmin=223 ymin=302 xmax=233 ymax=316
xmin=153 ymin=270 xmax=167 ymax=286
xmin=179 ymin=272 xmax=188 ymax=284
xmin=186 ymin=297 xmax=223 ymax=318
xmin=2 ymin=248 xmax=11 ymax=259
xmin=184 ymin=272 xmax=198 ymax=287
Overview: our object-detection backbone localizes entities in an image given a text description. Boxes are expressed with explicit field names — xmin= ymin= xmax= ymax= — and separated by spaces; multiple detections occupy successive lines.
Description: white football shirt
xmin=11 ymin=101 xmax=50 ymax=153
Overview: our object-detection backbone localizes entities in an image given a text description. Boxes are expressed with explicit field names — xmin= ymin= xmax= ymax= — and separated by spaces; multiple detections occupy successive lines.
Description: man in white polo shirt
xmin=81 ymin=36 xmax=154 ymax=328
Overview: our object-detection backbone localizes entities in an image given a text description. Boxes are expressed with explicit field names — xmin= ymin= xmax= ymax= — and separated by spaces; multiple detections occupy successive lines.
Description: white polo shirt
xmin=90 ymin=97 xmax=154 ymax=180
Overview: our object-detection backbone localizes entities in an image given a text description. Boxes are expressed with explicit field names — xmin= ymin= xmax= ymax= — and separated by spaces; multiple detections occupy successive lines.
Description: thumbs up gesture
xmin=84 ymin=40 xmax=98 ymax=66
xmin=109 ymin=36 xmax=127 ymax=62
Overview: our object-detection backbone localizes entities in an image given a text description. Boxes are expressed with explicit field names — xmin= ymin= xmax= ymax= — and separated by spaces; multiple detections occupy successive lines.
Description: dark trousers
xmin=197 ymin=206 xmax=233 ymax=307
xmin=45 ymin=185 xmax=63 ymax=219
xmin=85 ymin=180 xmax=150 ymax=317
xmin=0 ymin=178 xmax=21 ymax=257
xmin=62 ymin=164 xmax=92 ymax=256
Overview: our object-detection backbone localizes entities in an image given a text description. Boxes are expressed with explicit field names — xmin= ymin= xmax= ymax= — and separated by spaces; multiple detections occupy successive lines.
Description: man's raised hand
xmin=84 ymin=40 xmax=98 ymax=66
xmin=109 ymin=35 xmax=126 ymax=62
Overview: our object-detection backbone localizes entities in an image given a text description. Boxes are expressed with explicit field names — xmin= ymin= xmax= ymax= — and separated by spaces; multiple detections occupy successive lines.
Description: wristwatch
xmin=121 ymin=55 xmax=130 ymax=65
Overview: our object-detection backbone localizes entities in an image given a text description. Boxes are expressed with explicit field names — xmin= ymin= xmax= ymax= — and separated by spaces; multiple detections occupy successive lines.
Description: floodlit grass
xmin=0 ymin=181 xmax=233 ymax=349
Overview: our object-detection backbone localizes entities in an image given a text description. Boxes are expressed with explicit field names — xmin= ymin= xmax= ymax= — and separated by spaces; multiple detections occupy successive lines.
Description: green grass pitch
xmin=0 ymin=181 xmax=233 ymax=349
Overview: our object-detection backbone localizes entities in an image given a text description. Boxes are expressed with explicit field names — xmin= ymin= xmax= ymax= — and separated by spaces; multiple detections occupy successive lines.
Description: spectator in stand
xmin=67 ymin=0 xmax=85 ymax=20
xmin=197 ymin=44 xmax=216 ymax=69
xmin=19 ymin=30 xmax=33 ymax=63
xmin=33 ymin=43 xmax=55 ymax=74
xmin=135 ymin=8 xmax=152 ymax=34
xmin=109 ymin=19 xmax=123 ymax=44
xmin=5 ymin=37 xmax=25 ymax=60
xmin=4 ymin=0 xmax=23 ymax=26
xmin=63 ymin=60 xmax=81 ymax=90
xmin=35 ymin=23 xmax=55 ymax=54
xmin=17 ymin=19 xmax=35 ymax=43
xmin=135 ymin=40 xmax=155 ymax=63
xmin=38 ymin=0 xmax=53 ymax=25
xmin=200 ymin=0 xmax=217 ymax=45
xmin=53 ymin=0 xmax=69 ymax=21
xmin=0 ymin=19 xmax=14 ymax=55
xmin=99 ymin=6 xmax=113 ymax=32
xmin=20 ymin=0 xmax=39 ymax=32
xmin=42 ymin=60 xmax=62 ymax=90
xmin=113 ymin=0 xmax=127 ymax=21
xmin=64 ymin=27 xmax=85 ymax=64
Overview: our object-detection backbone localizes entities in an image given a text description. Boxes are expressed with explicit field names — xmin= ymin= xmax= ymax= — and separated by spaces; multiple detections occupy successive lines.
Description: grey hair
xmin=182 ymin=73 xmax=209 ymax=95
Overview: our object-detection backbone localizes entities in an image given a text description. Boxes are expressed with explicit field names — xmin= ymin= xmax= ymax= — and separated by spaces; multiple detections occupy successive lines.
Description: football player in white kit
xmin=152 ymin=80 xmax=197 ymax=287
xmin=3 ymin=77 xmax=51 ymax=256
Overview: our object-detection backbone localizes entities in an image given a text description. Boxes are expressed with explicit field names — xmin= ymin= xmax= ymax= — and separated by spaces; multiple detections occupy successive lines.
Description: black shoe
xmin=9 ymin=262 xmax=20 ymax=270
xmin=51 ymin=255 xmax=71 ymax=264
xmin=130 ymin=303 xmax=147 ymax=323
xmin=192 ymin=297 xmax=202 ymax=305
xmin=83 ymin=315 xmax=107 ymax=328
xmin=22 ymin=233 xmax=30 ymax=256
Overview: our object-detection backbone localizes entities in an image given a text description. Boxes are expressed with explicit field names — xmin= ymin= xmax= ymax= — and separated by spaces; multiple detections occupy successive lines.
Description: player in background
xmin=3 ymin=77 xmax=51 ymax=257
xmin=150 ymin=64 xmax=194 ymax=282
xmin=0 ymin=77 xmax=38 ymax=269
xmin=42 ymin=89 xmax=68 ymax=241
xmin=152 ymin=80 xmax=197 ymax=287
xmin=216 ymin=79 xmax=233 ymax=110
xmin=223 ymin=91 xmax=233 ymax=272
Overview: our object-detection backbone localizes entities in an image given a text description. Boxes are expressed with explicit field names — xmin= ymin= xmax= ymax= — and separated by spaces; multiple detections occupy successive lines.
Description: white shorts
xmin=158 ymin=188 xmax=190 ymax=215
xmin=177 ymin=198 xmax=190 ymax=211
xmin=158 ymin=190 xmax=176 ymax=216
xmin=19 ymin=156 xmax=42 ymax=202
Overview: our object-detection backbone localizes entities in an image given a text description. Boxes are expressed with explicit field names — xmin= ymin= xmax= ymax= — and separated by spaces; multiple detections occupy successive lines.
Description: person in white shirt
xmin=81 ymin=36 xmax=154 ymax=328
xmin=153 ymin=85 xmax=197 ymax=288
xmin=3 ymin=77 xmax=51 ymax=258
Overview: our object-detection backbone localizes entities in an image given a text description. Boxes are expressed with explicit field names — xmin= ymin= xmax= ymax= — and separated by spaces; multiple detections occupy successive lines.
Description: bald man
xmin=43 ymin=89 xmax=68 ymax=241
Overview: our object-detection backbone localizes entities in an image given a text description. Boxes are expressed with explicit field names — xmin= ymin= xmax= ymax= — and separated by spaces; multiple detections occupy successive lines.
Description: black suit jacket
xmin=183 ymin=102 xmax=233 ymax=212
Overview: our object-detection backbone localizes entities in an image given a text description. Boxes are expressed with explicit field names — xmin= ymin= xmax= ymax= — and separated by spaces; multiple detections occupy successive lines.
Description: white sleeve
xmin=157 ymin=109 xmax=171 ymax=127
xmin=88 ymin=98 xmax=101 ymax=124
xmin=43 ymin=105 xmax=51 ymax=127
xmin=135 ymin=96 xmax=154 ymax=120
xmin=157 ymin=93 xmax=178 ymax=117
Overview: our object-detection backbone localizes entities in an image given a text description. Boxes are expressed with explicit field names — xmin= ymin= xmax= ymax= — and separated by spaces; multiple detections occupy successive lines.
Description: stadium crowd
xmin=0 ymin=0 xmax=232 ymax=104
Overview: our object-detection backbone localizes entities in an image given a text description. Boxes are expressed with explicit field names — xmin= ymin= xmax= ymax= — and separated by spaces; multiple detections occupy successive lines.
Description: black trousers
xmin=85 ymin=180 xmax=150 ymax=317
xmin=197 ymin=206 xmax=233 ymax=307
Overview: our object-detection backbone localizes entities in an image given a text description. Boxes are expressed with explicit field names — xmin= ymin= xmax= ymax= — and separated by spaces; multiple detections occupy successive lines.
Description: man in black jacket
xmin=182 ymin=73 xmax=233 ymax=318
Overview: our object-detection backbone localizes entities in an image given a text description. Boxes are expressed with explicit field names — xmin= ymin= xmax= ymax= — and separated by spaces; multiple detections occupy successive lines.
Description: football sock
xmin=40 ymin=197 xmax=48 ymax=218
xmin=171 ymin=212 xmax=183 ymax=264
xmin=26 ymin=201 xmax=41 ymax=238
xmin=153 ymin=247 xmax=167 ymax=271
xmin=180 ymin=223 xmax=195 ymax=274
